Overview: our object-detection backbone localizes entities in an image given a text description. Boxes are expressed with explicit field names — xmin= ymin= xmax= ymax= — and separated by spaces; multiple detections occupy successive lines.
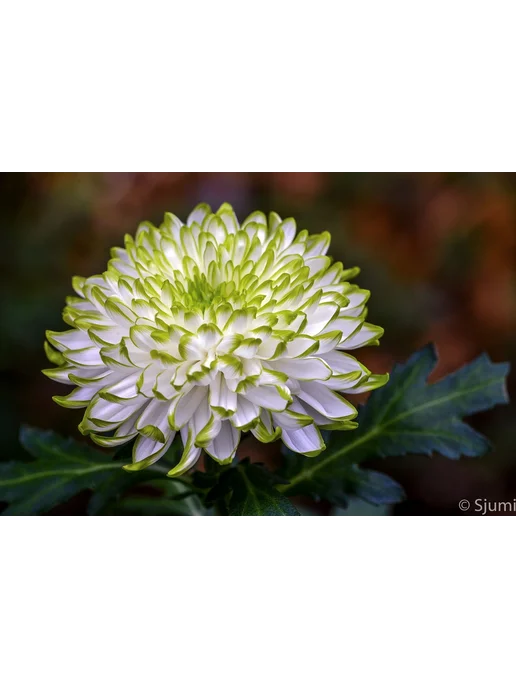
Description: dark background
xmin=1 ymin=172 xmax=515 ymax=515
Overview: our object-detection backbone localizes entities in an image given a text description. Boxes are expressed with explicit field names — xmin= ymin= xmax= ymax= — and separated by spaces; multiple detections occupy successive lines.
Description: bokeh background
xmin=1 ymin=172 xmax=515 ymax=515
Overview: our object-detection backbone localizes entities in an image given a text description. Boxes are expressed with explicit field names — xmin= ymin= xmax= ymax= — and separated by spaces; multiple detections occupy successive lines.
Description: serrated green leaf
xmin=279 ymin=345 xmax=510 ymax=501
xmin=20 ymin=425 xmax=108 ymax=464
xmin=0 ymin=426 xmax=167 ymax=515
xmin=86 ymin=471 xmax=148 ymax=515
xmin=113 ymin=493 xmax=204 ymax=516
xmin=353 ymin=469 xmax=406 ymax=506
xmin=113 ymin=497 xmax=189 ymax=515
xmin=226 ymin=461 xmax=299 ymax=516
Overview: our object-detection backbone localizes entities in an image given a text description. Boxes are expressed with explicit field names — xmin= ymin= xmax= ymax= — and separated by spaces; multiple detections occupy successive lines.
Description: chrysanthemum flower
xmin=44 ymin=203 xmax=388 ymax=475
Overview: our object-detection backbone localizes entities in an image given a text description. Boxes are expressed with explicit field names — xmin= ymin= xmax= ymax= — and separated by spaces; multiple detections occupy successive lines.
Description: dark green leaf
xmin=353 ymin=469 xmax=406 ymax=506
xmin=0 ymin=426 xmax=166 ymax=515
xmin=112 ymin=497 xmax=194 ymax=515
xmin=20 ymin=425 xmax=108 ymax=464
xmin=280 ymin=345 xmax=510 ymax=502
xmin=87 ymin=442 xmax=184 ymax=515
xmin=86 ymin=471 xmax=148 ymax=515
xmin=226 ymin=461 xmax=299 ymax=516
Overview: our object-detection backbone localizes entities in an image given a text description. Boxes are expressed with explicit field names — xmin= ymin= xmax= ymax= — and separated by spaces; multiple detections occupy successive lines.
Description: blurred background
xmin=1 ymin=172 xmax=515 ymax=515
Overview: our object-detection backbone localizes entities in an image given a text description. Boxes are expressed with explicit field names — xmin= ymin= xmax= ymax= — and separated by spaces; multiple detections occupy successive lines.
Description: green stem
xmin=277 ymin=427 xmax=378 ymax=493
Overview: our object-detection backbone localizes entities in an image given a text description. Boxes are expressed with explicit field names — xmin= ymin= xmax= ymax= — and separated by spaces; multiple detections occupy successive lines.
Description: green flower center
xmin=185 ymin=274 xmax=218 ymax=308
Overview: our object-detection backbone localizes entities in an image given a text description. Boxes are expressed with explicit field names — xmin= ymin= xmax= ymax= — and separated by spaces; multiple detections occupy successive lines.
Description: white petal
xmin=320 ymin=351 xmax=366 ymax=375
xmin=206 ymin=215 xmax=228 ymax=243
xmin=338 ymin=322 xmax=384 ymax=349
xmin=281 ymin=424 xmax=325 ymax=455
xmin=297 ymin=399 xmax=333 ymax=426
xmin=63 ymin=347 xmax=103 ymax=366
xmin=283 ymin=335 xmax=318 ymax=358
xmin=154 ymin=369 xmax=176 ymax=399
xmin=313 ymin=332 xmax=342 ymax=354
xmin=116 ymin=407 xmax=145 ymax=437
xmin=130 ymin=326 xmax=156 ymax=351
xmin=256 ymin=337 xmax=284 ymax=360
xmin=122 ymin=339 xmax=153 ymax=366
xmin=345 ymin=373 xmax=390 ymax=394
xmin=138 ymin=361 xmax=164 ymax=396
xmin=256 ymin=368 xmax=285 ymax=386
xmin=163 ymin=212 xmax=183 ymax=239
xmin=297 ymin=381 xmax=357 ymax=420
xmin=68 ymin=366 xmax=112 ymax=385
xmin=89 ymin=325 xmax=126 ymax=345
xmin=305 ymin=256 xmax=331 ymax=276
xmin=205 ymin=420 xmax=240 ymax=462
xmin=209 ymin=373 xmax=237 ymax=414
xmin=172 ymin=386 xmax=207 ymax=428
xmin=136 ymin=399 xmax=171 ymax=434
xmin=105 ymin=299 xmax=135 ymax=326
xmin=89 ymin=396 xmax=146 ymax=423
xmin=319 ymin=371 xmax=364 ymax=390
xmin=43 ymin=367 xmax=76 ymax=384
xmin=232 ymin=396 xmax=260 ymax=429
xmin=101 ymin=371 xmax=140 ymax=400
xmin=217 ymin=204 xmax=240 ymax=234
xmin=244 ymin=385 xmax=290 ymax=412
xmin=319 ymin=316 xmax=362 ymax=341
xmin=187 ymin=203 xmax=211 ymax=227
xmin=47 ymin=329 xmax=92 ymax=351
xmin=53 ymin=385 xmax=95 ymax=408
xmin=242 ymin=211 xmax=267 ymax=231
xmin=128 ymin=431 xmax=175 ymax=469
xmin=340 ymin=289 xmax=370 ymax=317
xmin=198 ymin=325 xmax=222 ymax=350
xmin=272 ymin=357 xmax=331 ymax=381
xmin=304 ymin=233 xmax=331 ymax=258
xmin=271 ymin=400 xmax=312 ymax=429
xmin=167 ymin=427 xmax=203 ymax=476
xmin=302 ymin=305 xmax=339 ymax=336
xmin=190 ymin=396 xmax=212 ymax=440
xmin=91 ymin=431 xmax=137 ymax=448
xmin=268 ymin=211 xmax=282 ymax=232
xmin=277 ymin=218 xmax=296 ymax=249
xmin=233 ymin=340 xmax=260 ymax=358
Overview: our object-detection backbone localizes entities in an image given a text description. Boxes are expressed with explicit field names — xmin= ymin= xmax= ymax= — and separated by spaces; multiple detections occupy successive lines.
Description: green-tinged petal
xmin=166 ymin=427 xmax=202 ymax=476
xmin=53 ymin=386 xmax=95 ymax=409
xmin=123 ymin=432 xmax=175 ymax=472
xmin=346 ymin=373 xmax=390 ymax=394
xmin=44 ymin=341 xmax=66 ymax=366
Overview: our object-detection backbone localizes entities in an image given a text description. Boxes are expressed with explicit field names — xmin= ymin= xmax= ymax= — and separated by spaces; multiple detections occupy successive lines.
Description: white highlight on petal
xmin=272 ymin=357 xmax=331 ymax=381
xmin=205 ymin=420 xmax=239 ymax=462
xmin=187 ymin=203 xmax=211 ymax=227
xmin=89 ymin=396 xmax=146 ymax=424
xmin=297 ymin=381 xmax=357 ymax=420
xmin=244 ymin=385 xmax=290 ymax=412
xmin=232 ymin=396 xmax=260 ymax=429
xmin=130 ymin=431 xmax=175 ymax=468
xmin=338 ymin=322 xmax=384 ymax=349
xmin=209 ymin=373 xmax=237 ymax=414
xmin=281 ymin=423 xmax=325 ymax=455
xmin=173 ymin=386 xmax=208 ymax=429
xmin=64 ymin=348 xmax=104 ymax=366
xmin=167 ymin=427 xmax=202 ymax=476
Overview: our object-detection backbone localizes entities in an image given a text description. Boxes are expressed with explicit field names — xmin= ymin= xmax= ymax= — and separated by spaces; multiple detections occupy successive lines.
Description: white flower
xmin=44 ymin=203 xmax=388 ymax=475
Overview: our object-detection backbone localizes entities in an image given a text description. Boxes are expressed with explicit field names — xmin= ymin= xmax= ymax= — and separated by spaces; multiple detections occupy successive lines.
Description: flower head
xmin=44 ymin=203 xmax=388 ymax=475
